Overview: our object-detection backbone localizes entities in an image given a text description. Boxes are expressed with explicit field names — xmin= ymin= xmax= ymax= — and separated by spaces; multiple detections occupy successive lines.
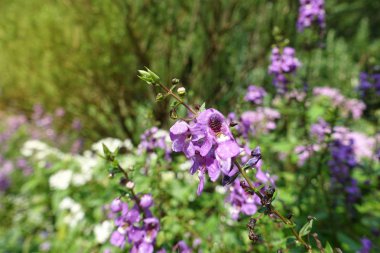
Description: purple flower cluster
xmin=226 ymin=147 xmax=276 ymax=219
xmin=269 ymin=47 xmax=301 ymax=93
xmin=229 ymin=107 xmax=280 ymax=139
xmin=313 ymin=87 xmax=366 ymax=119
xmin=296 ymin=120 xmax=379 ymax=167
xmin=0 ymin=159 xmax=13 ymax=191
xmin=138 ymin=127 xmax=171 ymax=160
xmin=328 ymin=139 xmax=361 ymax=204
xmin=359 ymin=72 xmax=380 ymax=95
xmin=244 ymin=85 xmax=266 ymax=105
xmin=297 ymin=0 xmax=325 ymax=31
xmin=226 ymin=179 xmax=261 ymax=220
xmin=109 ymin=195 xmax=160 ymax=253
xmin=170 ymin=109 xmax=240 ymax=195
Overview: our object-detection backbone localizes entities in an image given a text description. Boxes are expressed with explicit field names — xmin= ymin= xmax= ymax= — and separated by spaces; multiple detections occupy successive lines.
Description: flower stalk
xmin=139 ymin=70 xmax=312 ymax=251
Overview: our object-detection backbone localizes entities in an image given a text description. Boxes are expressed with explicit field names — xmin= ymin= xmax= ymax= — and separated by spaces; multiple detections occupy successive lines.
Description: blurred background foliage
xmin=0 ymin=0 xmax=379 ymax=144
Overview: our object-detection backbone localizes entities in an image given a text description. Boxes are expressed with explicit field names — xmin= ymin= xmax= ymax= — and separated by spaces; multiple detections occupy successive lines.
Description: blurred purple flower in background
xmin=357 ymin=237 xmax=372 ymax=253
xmin=359 ymin=72 xmax=380 ymax=95
xmin=329 ymin=139 xmax=361 ymax=205
xmin=297 ymin=0 xmax=325 ymax=31
xmin=234 ymin=108 xmax=280 ymax=138
xmin=313 ymin=87 xmax=366 ymax=119
xmin=173 ymin=240 xmax=192 ymax=253
xmin=244 ymin=85 xmax=266 ymax=105
xmin=138 ymin=127 xmax=172 ymax=160
xmin=269 ymin=47 xmax=301 ymax=93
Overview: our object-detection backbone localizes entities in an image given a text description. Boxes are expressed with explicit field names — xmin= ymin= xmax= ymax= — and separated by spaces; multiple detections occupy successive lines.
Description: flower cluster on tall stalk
xmin=269 ymin=47 xmax=301 ymax=93
xmin=313 ymin=87 xmax=366 ymax=119
xmin=359 ymin=72 xmax=380 ymax=95
xmin=102 ymin=145 xmax=164 ymax=253
xmin=297 ymin=0 xmax=326 ymax=32
xmin=138 ymin=127 xmax=172 ymax=160
xmin=138 ymin=68 xmax=314 ymax=252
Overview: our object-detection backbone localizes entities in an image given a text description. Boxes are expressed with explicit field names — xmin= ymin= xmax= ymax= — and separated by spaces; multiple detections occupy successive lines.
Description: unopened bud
xmin=171 ymin=78 xmax=180 ymax=84
xmin=156 ymin=93 xmax=164 ymax=101
xmin=229 ymin=121 xmax=238 ymax=127
xmin=247 ymin=218 xmax=257 ymax=230
xmin=108 ymin=173 xmax=114 ymax=178
xmin=126 ymin=181 xmax=135 ymax=189
xmin=177 ymin=87 xmax=186 ymax=95
xmin=264 ymin=186 xmax=275 ymax=198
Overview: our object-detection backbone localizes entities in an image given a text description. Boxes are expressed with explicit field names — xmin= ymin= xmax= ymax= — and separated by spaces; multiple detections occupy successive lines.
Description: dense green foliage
xmin=1 ymin=0 xmax=379 ymax=143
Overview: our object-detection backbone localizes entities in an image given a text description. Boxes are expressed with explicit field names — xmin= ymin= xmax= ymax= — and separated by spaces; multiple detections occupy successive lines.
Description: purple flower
xmin=108 ymin=197 xmax=160 ymax=252
xmin=311 ymin=118 xmax=331 ymax=143
xmin=244 ymin=85 xmax=266 ymax=105
xmin=358 ymin=237 xmax=372 ymax=253
xmin=329 ymin=139 xmax=361 ymax=205
xmin=110 ymin=230 xmax=126 ymax=248
xmin=297 ymin=0 xmax=325 ymax=31
xmin=173 ymin=241 xmax=192 ymax=253
xmin=269 ymin=47 xmax=301 ymax=93
xmin=110 ymin=198 xmax=123 ymax=213
xmin=140 ymin=194 xmax=153 ymax=209
xmin=313 ymin=87 xmax=366 ymax=119
xmin=235 ymin=108 xmax=280 ymax=138
xmin=226 ymin=148 xmax=275 ymax=219
xmin=170 ymin=109 xmax=241 ymax=195
xmin=359 ymin=72 xmax=380 ymax=95
xmin=139 ymin=127 xmax=172 ymax=160
xmin=226 ymin=179 xmax=261 ymax=220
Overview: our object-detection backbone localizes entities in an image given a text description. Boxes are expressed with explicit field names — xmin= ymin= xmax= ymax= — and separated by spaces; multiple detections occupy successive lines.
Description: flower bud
xmin=156 ymin=93 xmax=164 ymax=101
xmin=110 ymin=198 xmax=123 ymax=213
xmin=177 ymin=87 xmax=186 ymax=95
xmin=140 ymin=194 xmax=153 ymax=208
xmin=126 ymin=181 xmax=135 ymax=189
xmin=171 ymin=78 xmax=180 ymax=84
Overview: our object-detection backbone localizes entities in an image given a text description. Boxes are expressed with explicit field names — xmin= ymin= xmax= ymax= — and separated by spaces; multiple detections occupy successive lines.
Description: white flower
xmin=59 ymin=197 xmax=85 ymax=228
xmin=49 ymin=170 xmax=73 ymax=190
xmin=91 ymin=137 xmax=124 ymax=154
xmin=21 ymin=140 xmax=49 ymax=157
xmin=94 ymin=221 xmax=114 ymax=244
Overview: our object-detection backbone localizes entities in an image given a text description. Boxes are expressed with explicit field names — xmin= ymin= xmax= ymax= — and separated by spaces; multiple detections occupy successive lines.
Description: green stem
xmin=234 ymin=160 xmax=312 ymax=251
xmin=157 ymin=82 xmax=197 ymax=115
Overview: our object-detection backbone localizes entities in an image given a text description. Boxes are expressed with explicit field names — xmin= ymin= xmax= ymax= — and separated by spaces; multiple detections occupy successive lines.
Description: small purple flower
xmin=110 ymin=198 xmax=123 ymax=213
xmin=311 ymin=118 xmax=330 ymax=143
xmin=269 ymin=47 xmax=301 ymax=93
xmin=173 ymin=241 xmax=192 ymax=253
xmin=108 ymin=197 xmax=160 ymax=252
xmin=358 ymin=72 xmax=380 ymax=95
xmin=244 ymin=85 xmax=266 ymax=105
xmin=139 ymin=127 xmax=172 ymax=160
xmin=357 ymin=237 xmax=372 ymax=253
xmin=226 ymin=180 xmax=261 ymax=220
xmin=110 ymin=230 xmax=126 ymax=248
xmin=140 ymin=194 xmax=153 ymax=209
xmin=237 ymin=108 xmax=280 ymax=138
xmin=297 ymin=0 xmax=326 ymax=32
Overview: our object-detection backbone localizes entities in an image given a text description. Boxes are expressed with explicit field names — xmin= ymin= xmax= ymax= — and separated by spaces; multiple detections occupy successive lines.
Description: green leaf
xmin=325 ymin=242 xmax=333 ymax=253
xmin=299 ymin=219 xmax=314 ymax=237
xmin=199 ymin=102 xmax=206 ymax=112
